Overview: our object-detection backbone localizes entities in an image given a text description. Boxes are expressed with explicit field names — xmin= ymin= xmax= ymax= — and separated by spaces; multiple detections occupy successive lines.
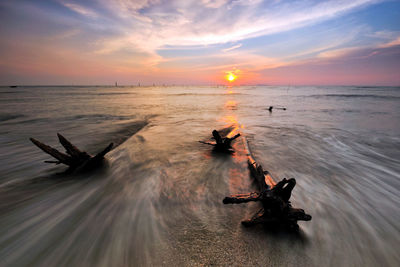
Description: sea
xmin=0 ymin=85 xmax=399 ymax=266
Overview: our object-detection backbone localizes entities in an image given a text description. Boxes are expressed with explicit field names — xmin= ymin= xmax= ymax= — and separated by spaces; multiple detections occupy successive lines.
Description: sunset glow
xmin=0 ymin=1 xmax=399 ymax=85
xmin=226 ymin=73 xmax=237 ymax=82
xmin=0 ymin=2 xmax=399 ymax=265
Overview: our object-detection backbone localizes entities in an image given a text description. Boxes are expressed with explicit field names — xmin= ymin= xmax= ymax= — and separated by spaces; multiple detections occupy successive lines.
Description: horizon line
xmin=1 ymin=84 xmax=399 ymax=88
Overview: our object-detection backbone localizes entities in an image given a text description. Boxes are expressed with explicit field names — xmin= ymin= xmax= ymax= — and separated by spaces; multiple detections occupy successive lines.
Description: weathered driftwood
xmin=199 ymin=129 xmax=240 ymax=153
xmin=30 ymin=133 xmax=113 ymax=173
xmin=267 ymin=106 xmax=287 ymax=112
xmin=223 ymin=138 xmax=311 ymax=230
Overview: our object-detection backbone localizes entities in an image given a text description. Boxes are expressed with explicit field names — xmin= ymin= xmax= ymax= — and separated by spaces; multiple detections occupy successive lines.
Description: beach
xmin=0 ymin=85 xmax=399 ymax=266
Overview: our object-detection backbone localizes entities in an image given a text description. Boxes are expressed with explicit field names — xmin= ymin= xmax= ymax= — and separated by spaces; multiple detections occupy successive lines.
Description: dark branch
xmin=223 ymin=192 xmax=260 ymax=204
xmin=30 ymin=135 xmax=113 ymax=173
xmin=30 ymin=138 xmax=72 ymax=166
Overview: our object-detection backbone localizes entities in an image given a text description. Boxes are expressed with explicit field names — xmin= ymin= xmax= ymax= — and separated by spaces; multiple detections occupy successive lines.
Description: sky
xmin=0 ymin=0 xmax=399 ymax=85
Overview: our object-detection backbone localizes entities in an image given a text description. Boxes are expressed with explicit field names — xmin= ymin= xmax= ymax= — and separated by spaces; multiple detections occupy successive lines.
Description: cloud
xmin=2 ymin=0 xmax=394 ymax=85
xmin=258 ymin=43 xmax=400 ymax=85
xmin=201 ymin=0 xmax=229 ymax=9
xmin=61 ymin=1 xmax=98 ymax=18
xmin=49 ymin=29 xmax=81 ymax=40
xmin=379 ymin=36 xmax=400 ymax=48
xmin=94 ymin=0 xmax=381 ymax=52
xmin=318 ymin=47 xmax=362 ymax=59
xmin=81 ymin=0 xmax=382 ymax=71
xmin=222 ymin=44 xmax=242 ymax=52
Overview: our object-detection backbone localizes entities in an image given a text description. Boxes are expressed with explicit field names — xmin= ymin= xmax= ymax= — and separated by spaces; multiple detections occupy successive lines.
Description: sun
xmin=226 ymin=73 xmax=237 ymax=82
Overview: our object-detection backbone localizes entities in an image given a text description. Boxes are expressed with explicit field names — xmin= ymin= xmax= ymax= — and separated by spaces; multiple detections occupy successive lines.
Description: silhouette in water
xmin=30 ymin=133 xmax=113 ymax=173
xmin=224 ymin=177 xmax=311 ymax=230
xmin=268 ymin=106 xmax=287 ymax=112
xmin=223 ymin=140 xmax=312 ymax=232
xmin=199 ymin=129 xmax=240 ymax=153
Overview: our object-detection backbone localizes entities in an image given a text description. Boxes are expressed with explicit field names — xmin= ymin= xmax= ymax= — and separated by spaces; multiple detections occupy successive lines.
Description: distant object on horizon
xmin=115 ymin=81 xmax=118 ymax=87
xmin=268 ymin=106 xmax=287 ymax=112
xmin=9 ymin=85 xmax=17 ymax=88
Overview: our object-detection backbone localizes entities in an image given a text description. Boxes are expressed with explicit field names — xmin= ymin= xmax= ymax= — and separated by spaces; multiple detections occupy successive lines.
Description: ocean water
xmin=0 ymin=85 xmax=399 ymax=266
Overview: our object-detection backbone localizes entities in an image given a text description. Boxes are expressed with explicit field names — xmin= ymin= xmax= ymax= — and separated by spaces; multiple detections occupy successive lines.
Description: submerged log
xmin=30 ymin=133 xmax=113 ymax=173
xmin=225 ymin=178 xmax=311 ymax=229
xmin=223 ymin=137 xmax=311 ymax=230
xmin=267 ymin=106 xmax=287 ymax=112
xmin=199 ymin=129 xmax=240 ymax=153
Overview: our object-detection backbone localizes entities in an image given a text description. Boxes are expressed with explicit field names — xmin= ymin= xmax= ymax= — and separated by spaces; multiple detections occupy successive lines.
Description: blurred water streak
xmin=0 ymin=85 xmax=399 ymax=266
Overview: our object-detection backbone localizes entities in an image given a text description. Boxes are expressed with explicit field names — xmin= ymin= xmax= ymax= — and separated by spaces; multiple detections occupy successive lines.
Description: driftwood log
xmin=199 ymin=129 xmax=240 ymax=153
xmin=30 ymin=133 xmax=113 ymax=173
xmin=267 ymin=106 xmax=287 ymax=112
xmin=223 ymin=138 xmax=311 ymax=230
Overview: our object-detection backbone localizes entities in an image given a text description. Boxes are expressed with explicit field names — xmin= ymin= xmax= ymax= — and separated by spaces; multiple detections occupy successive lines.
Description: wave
xmin=101 ymin=119 xmax=149 ymax=149
xmin=168 ymin=93 xmax=243 ymax=96
xmin=308 ymin=94 xmax=400 ymax=100
xmin=0 ymin=91 xmax=24 ymax=94
xmin=354 ymin=86 xmax=379 ymax=89
xmin=43 ymin=92 xmax=136 ymax=96
xmin=68 ymin=114 xmax=137 ymax=121
xmin=96 ymin=92 xmax=135 ymax=96
xmin=4 ymin=114 xmax=138 ymax=125
xmin=0 ymin=114 xmax=25 ymax=122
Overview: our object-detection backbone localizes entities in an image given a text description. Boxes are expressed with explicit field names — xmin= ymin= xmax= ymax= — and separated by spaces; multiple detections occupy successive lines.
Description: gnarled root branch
xmin=30 ymin=133 xmax=113 ymax=173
